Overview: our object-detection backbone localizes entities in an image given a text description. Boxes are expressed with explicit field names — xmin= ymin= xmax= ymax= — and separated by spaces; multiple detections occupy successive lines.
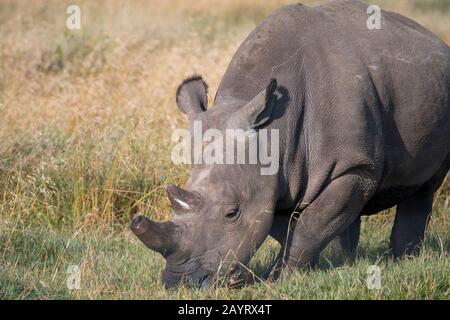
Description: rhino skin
xmin=131 ymin=0 xmax=450 ymax=288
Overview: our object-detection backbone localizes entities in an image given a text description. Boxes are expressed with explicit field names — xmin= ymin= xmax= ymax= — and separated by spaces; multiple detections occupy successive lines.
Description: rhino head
xmin=130 ymin=76 xmax=282 ymax=288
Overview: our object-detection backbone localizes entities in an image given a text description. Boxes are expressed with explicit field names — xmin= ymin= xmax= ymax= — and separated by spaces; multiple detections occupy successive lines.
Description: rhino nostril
xmin=132 ymin=215 xmax=142 ymax=225
xmin=130 ymin=215 xmax=147 ymax=235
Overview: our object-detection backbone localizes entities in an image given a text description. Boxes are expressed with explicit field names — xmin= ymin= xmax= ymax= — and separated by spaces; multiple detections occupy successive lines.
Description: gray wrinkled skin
xmin=131 ymin=0 xmax=450 ymax=288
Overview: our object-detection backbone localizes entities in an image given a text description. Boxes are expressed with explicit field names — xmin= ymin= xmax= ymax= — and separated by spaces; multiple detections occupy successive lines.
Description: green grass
xmin=1 ymin=204 xmax=448 ymax=299
xmin=0 ymin=0 xmax=449 ymax=299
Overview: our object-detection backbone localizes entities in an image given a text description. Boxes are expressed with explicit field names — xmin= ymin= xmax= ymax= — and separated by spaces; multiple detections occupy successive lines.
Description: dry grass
xmin=0 ymin=0 xmax=449 ymax=299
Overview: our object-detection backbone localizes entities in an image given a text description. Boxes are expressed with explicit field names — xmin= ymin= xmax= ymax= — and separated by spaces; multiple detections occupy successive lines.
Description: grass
xmin=0 ymin=0 xmax=449 ymax=299
xmin=1 ymin=205 xmax=448 ymax=299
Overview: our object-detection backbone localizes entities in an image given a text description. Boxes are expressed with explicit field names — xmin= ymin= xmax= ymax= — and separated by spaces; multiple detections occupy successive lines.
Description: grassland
xmin=0 ymin=0 xmax=449 ymax=299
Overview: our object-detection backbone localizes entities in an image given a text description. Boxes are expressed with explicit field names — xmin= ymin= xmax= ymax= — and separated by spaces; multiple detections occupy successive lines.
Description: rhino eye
xmin=224 ymin=207 xmax=240 ymax=221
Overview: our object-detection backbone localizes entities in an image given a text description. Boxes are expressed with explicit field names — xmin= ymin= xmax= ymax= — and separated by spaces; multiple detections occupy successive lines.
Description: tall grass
xmin=0 ymin=0 xmax=448 ymax=299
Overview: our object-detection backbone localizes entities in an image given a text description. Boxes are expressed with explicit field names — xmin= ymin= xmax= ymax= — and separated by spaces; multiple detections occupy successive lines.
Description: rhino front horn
xmin=130 ymin=215 xmax=178 ymax=256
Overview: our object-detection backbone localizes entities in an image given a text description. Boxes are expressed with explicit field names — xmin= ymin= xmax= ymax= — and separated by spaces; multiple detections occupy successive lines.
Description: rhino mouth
xmin=162 ymin=268 xmax=214 ymax=289
xmin=162 ymin=261 xmax=244 ymax=289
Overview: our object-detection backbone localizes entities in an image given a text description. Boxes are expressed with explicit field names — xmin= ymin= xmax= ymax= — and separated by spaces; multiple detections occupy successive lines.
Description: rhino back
xmin=216 ymin=0 xmax=449 ymax=103
xmin=215 ymin=0 xmax=450 ymax=192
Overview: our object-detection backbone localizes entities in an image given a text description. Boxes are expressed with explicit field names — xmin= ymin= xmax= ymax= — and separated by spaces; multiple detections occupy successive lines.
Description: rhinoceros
xmin=130 ymin=0 xmax=450 ymax=288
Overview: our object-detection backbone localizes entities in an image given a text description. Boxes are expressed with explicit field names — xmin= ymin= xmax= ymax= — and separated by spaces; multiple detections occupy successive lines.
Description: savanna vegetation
xmin=0 ymin=0 xmax=449 ymax=299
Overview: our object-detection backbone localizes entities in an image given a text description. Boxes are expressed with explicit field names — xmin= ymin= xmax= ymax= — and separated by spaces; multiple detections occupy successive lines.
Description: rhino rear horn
xmin=166 ymin=184 xmax=202 ymax=213
xmin=130 ymin=215 xmax=178 ymax=256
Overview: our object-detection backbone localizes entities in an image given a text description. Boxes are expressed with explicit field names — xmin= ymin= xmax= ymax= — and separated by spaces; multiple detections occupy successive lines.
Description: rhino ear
xmin=227 ymin=78 xmax=278 ymax=130
xmin=176 ymin=75 xmax=208 ymax=120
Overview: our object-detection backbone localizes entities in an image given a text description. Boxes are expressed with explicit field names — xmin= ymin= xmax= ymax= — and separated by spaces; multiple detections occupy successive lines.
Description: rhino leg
xmin=263 ymin=214 xmax=291 ymax=280
xmin=285 ymin=172 xmax=376 ymax=269
xmin=390 ymin=186 xmax=433 ymax=257
xmin=269 ymin=213 xmax=291 ymax=245
xmin=390 ymin=154 xmax=449 ymax=258
xmin=327 ymin=217 xmax=361 ymax=257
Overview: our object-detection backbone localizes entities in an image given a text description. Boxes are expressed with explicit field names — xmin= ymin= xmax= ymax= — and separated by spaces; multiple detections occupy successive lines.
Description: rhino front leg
xmin=285 ymin=171 xmax=376 ymax=269
xmin=327 ymin=217 xmax=361 ymax=257
xmin=264 ymin=213 xmax=292 ymax=280
xmin=269 ymin=211 xmax=294 ymax=245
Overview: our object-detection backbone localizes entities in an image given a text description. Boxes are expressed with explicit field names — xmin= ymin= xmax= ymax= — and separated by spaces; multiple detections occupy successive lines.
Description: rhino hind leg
xmin=390 ymin=187 xmax=433 ymax=257
xmin=390 ymin=155 xmax=449 ymax=257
